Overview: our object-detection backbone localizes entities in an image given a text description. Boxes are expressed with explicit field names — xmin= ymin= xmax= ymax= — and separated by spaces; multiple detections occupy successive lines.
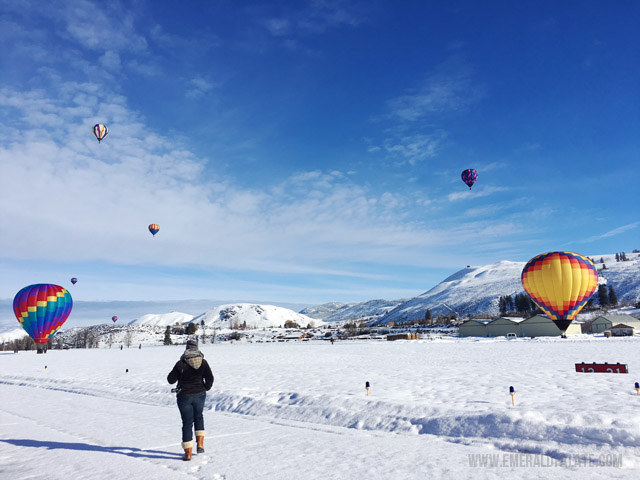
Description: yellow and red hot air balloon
xmin=521 ymin=251 xmax=598 ymax=333
xmin=93 ymin=124 xmax=109 ymax=143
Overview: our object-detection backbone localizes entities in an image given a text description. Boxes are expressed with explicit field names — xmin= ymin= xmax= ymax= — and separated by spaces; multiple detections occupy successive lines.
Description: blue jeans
xmin=177 ymin=392 xmax=206 ymax=443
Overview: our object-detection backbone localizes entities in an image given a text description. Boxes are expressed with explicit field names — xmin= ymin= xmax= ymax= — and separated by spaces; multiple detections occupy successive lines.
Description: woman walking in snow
xmin=167 ymin=338 xmax=214 ymax=461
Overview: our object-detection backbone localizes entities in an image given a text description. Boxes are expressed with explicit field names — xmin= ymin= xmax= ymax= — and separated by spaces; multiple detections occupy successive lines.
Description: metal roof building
xmin=520 ymin=315 xmax=582 ymax=337
xmin=590 ymin=315 xmax=640 ymax=333
xmin=459 ymin=316 xmax=581 ymax=337
xmin=458 ymin=320 xmax=490 ymax=337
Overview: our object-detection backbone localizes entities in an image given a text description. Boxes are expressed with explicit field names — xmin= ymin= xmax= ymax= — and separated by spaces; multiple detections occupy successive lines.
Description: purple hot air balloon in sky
xmin=461 ymin=169 xmax=478 ymax=189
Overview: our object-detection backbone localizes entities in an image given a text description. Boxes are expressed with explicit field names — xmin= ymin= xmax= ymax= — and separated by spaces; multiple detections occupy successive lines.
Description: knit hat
xmin=186 ymin=339 xmax=198 ymax=350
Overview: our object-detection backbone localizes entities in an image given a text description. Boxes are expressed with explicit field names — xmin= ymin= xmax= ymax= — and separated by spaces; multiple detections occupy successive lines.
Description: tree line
xmin=498 ymin=293 xmax=540 ymax=316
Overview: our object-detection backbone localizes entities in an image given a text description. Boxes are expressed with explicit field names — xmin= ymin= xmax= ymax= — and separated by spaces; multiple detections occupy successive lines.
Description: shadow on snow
xmin=0 ymin=438 xmax=182 ymax=460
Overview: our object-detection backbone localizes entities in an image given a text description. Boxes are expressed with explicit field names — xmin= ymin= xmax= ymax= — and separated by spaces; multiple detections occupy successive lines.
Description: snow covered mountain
xmin=299 ymin=302 xmax=348 ymax=319
xmin=130 ymin=311 xmax=194 ymax=326
xmin=299 ymin=300 xmax=407 ymax=323
xmin=1 ymin=253 xmax=637 ymax=337
xmin=324 ymin=299 xmax=408 ymax=323
xmin=191 ymin=304 xmax=321 ymax=329
xmin=377 ymin=253 xmax=640 ymax=324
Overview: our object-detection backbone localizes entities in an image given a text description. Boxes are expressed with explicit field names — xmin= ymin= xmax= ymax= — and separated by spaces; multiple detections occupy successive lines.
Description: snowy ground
xmin=1 ymin=336 xmax=639 ymax=479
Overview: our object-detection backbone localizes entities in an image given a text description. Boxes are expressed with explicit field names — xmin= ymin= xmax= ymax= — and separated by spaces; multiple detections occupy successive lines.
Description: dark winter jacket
xmin=167 ymin=352 xmax=214 ymax=396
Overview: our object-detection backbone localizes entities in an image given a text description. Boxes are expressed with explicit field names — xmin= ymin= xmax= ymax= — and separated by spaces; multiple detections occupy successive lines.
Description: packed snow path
xmin=1 ymin=337 xmax=639 ymax=479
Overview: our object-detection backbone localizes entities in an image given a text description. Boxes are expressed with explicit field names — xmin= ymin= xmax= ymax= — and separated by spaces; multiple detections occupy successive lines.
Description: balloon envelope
xmin=461 ymin=169 xmax=478 ymax=189
xmin=70 ymin=277 xmax=77 ymax=285
xmin=93 ymin=124 xmax=108 ymax=143
xmin=13 ymin=284 xmax=73 ymax=344
xmin=112 ymin=316 xmax=118 ymax=323
xmin=148 ymin=223 xmax=160 ymax=236
xmin=521 ymin=251 xmax=598 ymax=332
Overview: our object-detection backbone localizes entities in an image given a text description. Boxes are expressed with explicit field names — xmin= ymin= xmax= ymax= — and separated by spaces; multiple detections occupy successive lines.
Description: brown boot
xmin=183 ymin=447 xmax=192 ymax=461
xmin=196 ymin=435 xmax=205 ymax=454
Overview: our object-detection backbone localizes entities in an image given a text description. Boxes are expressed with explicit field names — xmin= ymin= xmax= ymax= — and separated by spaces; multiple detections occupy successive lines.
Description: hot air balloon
xmin=521 ymin=251 xmax=598 ymax=333
xmin=112 ymin=316 xmax=118 ymax=323
xmin=148 ymin=223 xmax=160 ymax=237
xmin=461 ymin=169 xmax=478 ymax=189
xmin=93 ymin=124 xmax=109 ymax=143
xmin=70 ymin=277 xmax=77 ymax=285
xmin=13 ymin=284 xmax=73 ymax=353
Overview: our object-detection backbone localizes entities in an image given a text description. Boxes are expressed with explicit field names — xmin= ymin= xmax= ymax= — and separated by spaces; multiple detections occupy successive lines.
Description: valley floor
xmin=1 ymin=336 xmax=639 ymax=479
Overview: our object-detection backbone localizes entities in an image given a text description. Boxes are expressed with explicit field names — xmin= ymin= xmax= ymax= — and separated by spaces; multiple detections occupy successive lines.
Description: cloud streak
xmin=581 ymin=222 xmax=640 ymax=243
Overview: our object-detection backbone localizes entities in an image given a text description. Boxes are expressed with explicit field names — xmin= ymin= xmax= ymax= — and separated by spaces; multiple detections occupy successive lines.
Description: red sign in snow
xmin=575 ymin=363 xmax=628 ymax=373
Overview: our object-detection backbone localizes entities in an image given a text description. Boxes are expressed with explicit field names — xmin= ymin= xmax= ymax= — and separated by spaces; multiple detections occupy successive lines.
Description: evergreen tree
xmin=615 ymin=253 xmax=620 ymax=262
xmin=529 ymin=296 xmax=538 ymax=313
xmin=187 ymin=322 xmax=198 ymax=335
xmin=499 ymin=297 xmax=507 ymax=316
xmin=424 ymin=309 xmax=432 ymax=324
xmin=515 ymin=293 xmax=530 ymax=313
xmin=608 ymin=285 xmax=618 ymax=306
xmin=163 ymin=326 xmax=172 ymax=345
xmin=201 ymin=319 xmax=206 ymax=344
xmin=507 ymin=295 xmax=514 ymax=312
xmin=597 ymin=284 xmax=609 ymax=307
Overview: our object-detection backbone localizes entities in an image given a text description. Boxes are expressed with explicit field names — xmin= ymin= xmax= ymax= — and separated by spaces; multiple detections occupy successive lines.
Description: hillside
xmin=377 ymin=253 xmax=640 ymax=324
xmin=2 ymin=253 xmax=637 ymax=337
xmin=299 ymin=302 xmax=348 ymax=319
xmin=191 ymin=303 xmax=320 ymax=329
xmin=130 ymin=311 xmax=194 ymax=326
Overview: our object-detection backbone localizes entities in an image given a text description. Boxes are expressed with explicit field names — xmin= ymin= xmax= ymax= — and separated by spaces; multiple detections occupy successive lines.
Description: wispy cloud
xmin=371 ymin=56 xmax=483 ymax=167
xmin=447 ymin=185 xmax=510 ymax=202
xmin=186 ymin=76 xmax=217 ymax=98
xmin=0 ymin=81 xmax=530 ymax=284
xmin=59 ymin=0 xmax=148 ymax=53
xmin=382 ymin=132 xmax=446 ymax=166
xmin=581 ymin=222 xmax=640 ymax=243
xmin=386 ymin=56 xmax=484 ymax=122
xmin=261 ymin=0 xmax=365 ymax=37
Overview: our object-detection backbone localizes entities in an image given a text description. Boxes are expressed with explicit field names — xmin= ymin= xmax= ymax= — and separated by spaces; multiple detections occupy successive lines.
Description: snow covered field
xmin=1 ymin=336 xmax=639 ymax=479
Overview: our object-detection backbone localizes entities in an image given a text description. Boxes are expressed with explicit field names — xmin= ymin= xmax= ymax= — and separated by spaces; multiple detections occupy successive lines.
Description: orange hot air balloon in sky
xmin=521 ymin=251 xmax=598 ymax=333
xmin=148 ymin=224 xmax=160 ymax=237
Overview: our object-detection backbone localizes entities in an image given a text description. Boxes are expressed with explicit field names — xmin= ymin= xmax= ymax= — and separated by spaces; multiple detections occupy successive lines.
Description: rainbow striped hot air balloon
xmin=93 ymin=124 xmax=109 ymax=143
xmin=521 ymin=251 xmax=598 ymax=333
xmin=13 ymin=284 xmax=73 ymax=352
xmin=148 ymin=223 xmax=160 ymax=237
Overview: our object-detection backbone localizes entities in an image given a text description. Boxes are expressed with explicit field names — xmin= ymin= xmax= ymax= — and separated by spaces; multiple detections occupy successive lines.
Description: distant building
xmin=459 ymin=316 xmax=581 ymax=338
xmin=486 ymin=317 xmax=524 ymax=337
xmin=458 ymin=320 xmax=489 ymax=337
xmin=520 ymin=315 xmax=582 ymax=337
xmin=610 ymin=323 xmax=636 ymax=336
xmin=590 ymin=315 xmax=640 ymax=333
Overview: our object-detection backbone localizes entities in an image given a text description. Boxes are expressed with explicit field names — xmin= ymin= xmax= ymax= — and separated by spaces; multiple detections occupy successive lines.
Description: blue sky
xmin=1 ymin=0 xmax=638 ymax=310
